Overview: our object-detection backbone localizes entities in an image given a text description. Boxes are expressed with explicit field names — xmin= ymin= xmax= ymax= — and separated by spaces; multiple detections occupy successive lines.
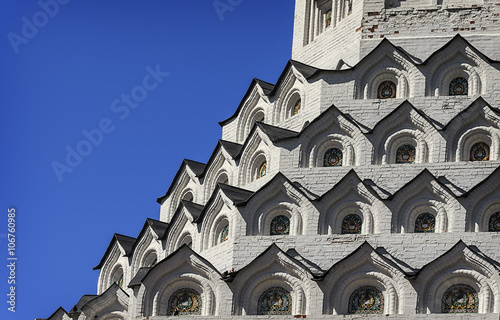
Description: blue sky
xmin=0 ymin=1 xmax=294 ymax=319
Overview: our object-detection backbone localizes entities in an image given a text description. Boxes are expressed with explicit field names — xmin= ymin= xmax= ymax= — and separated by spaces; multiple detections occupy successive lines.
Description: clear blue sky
xmin=0 ymin=1 xmax=294 ymax=319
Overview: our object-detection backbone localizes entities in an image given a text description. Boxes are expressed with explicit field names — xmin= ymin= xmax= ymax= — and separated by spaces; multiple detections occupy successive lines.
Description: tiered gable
xmin=39 ymin=1 xmax=500 ymax=319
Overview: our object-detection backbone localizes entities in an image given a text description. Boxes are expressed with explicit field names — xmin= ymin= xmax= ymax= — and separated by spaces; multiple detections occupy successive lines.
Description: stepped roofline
xmin=93 ymin=234 xmax=136 ymax=270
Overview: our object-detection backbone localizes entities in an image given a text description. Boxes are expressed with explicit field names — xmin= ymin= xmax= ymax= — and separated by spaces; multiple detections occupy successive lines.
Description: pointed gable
xmin=80 ymin=283 xmax=129 ymax=320
xmin=320 ymin=241 xmax=411 ymax=315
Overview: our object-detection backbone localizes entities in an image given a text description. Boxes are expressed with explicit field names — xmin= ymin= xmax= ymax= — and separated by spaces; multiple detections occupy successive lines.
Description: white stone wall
xmin=43 ymin=1 xmax=500 ymax=319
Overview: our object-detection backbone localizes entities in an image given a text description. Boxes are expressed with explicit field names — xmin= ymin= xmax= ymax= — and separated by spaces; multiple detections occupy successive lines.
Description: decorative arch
xmin=200 ymin=192 xmax=234 ymax=250
xmin=321 ymin=242 xmax=407 ymax=315
xmin=416 ymin=242 xmax=500 ymax=314
xmin=429 ymin=59 xmax=482 ymax=97
xmin=298 ymin=107 xmax=364 ymax=168
xmin=370 ymin=103 xmax=437 ymax=165
xmin=444 ymin=100 xmax=500 ymax=162
xmin=465 ymin=173 xmax=500 ymax=232
xmin=456 ymin=127 xmax=498 ymax=162
xmin=137 ymin=246 xmax=224 ymax=317
xmin=230 ymin=244 xmax=312 ymax=316
xmin=316 ymin=172 xmax=381 ymax=235
xmin=236 ymin=84 xmax=269 ymax=143
xmin=80 ymin=284 xmax=129 ymax=320
xmin=389 ymin=173 xmax=457 ymax=233
xmin=355 ymin=48 xmax=413 ymax=100
xmin=238 ymin=129 xmax=272 ymax=185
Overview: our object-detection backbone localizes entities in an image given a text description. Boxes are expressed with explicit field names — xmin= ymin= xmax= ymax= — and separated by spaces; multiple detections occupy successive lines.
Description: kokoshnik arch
xmin=38 ymin=0 xmax=500 ymax=319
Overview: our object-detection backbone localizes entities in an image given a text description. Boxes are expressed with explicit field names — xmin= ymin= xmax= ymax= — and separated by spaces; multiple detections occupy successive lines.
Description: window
xmin=449 ymin=77 xmax=468 ymax=96
xmin=441 ymin=284 xmax=477 ymax=313
xmin=324 ymin=148 xmax=343 ymax=166
xmin=258 ymin=162 xmax=267 ymax=178
xmin=293 ymin=98 xmax=301 ymax=116
xmin=348 ymin=286 xmax=383 ymax=314
xmin=220 ymin=224 xmax=229 ymax=243
xmin=377 ymin=81 xmax=396 ymax=99
xmin=489 ymin=212 xmax=500 ymax=232
xmin=117 ymin=275 xmax=124 ymax=288
xmin=414 ymin=213 xmax=435 ymax=233
xmin=257 ymin=287 xmax=292 ymax=315
xmin=150 ymin=258 xmax=157 ymax=268
xmin=325 ymin=9 xmax=332 ymax=28
xmin=470 ymin=142 xmax=489 ymax=161
xmin=167 ymin=288 xmax=202 ymax=316
xmin=341 ymin=214 xmax=362 ymax=234
xmin=396 ymin=144 xmax=415 ymax=164
xmin=270 ymin=215 xmax=290 ymax=235
xmin=182 ymin=191 xmax=194 ymax=202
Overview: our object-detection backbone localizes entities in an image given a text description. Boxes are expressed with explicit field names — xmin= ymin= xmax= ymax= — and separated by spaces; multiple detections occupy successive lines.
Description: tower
xmin=39 ymin=1 xmax=500 ymax=319
xmin=292 ymin=0 xmax=500 ymax=68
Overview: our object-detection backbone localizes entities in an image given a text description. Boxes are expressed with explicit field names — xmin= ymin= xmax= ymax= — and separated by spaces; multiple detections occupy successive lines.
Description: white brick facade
xmin=39 ymin=0 xmax=500 ymax=319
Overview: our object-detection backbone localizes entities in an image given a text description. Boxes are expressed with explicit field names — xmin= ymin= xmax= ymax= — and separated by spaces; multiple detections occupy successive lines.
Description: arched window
xmin=489 ymin=212 xmax=500 ymax=232
xmin=257 ymin=287 xmax=292 ymax=315
xmin=396 ymin=144 xmax=415 ymax=164
xmin=414 ymin=213 xmax=435 ymax=233
xmin=377 ymin=81 xmax=396 ymax=99
xmin=348 ymin=286 xmax=384 ymax=314
xmin=325 ymin=10 xmax=332 ymax=28
xmin=342 ymin=214 xmax=362 ymax=234
xmin=324 ymin=148 xmax=343 ymax=166
xmin=217 ymin=173 xmax=229 ymax=185
xmin=150 ymin=258 xmax=157 ymax=268
xmin=111 ymin=267 xmax=124 ymax=289
xmin=470 ymin=142 xmax=489 ymax=161
xmin=182 ymin=191 xmax=194 ymax=202
xmin=117 ymin=274 xmax=124 ymax=288
xmin=220 ymin=224 xmax=229 ymax=243
xmin=449 ymin=77 xmax=468 ymax=96
xmin=258 ymin=162 xmax=267 ymax=178
xmin=167 ymin=288 xmax=202 ymax=316
xmin=441 ymin=284 xmax=478 ymax=313
xmin=143 ymin=251 xmax=158 ymax=268
xmin=270 ymin=215 xmax=290 ymax=235
xmin=293 ymin=98 xmax=301 ymax=116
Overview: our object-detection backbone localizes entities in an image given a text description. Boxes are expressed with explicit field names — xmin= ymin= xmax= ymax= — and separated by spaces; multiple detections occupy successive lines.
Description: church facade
xmin=40 ymin=0 xmax=500 ymax=319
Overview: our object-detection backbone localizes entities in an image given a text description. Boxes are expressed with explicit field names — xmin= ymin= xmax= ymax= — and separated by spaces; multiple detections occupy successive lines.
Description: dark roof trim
xmin=460 ymin=165 xmax=500 ymax=198
xmin=366 ymin=100 xmax=438 ymax=134
xmin=312 ymin=169 xmax=382 ymax=201
xmin=140 ymin=244 xmax=223 ymax=283
xmin=235 ymin=171 xmax=315 ymax=207
xmin=384 ymin=168 xmax=458 ymax=201
xmin=233 ymin=121 xmax=298 ymax=160
xmin=44 ymin=307 xmax=69 ymax=320
xmin=440 ymin=96 xmax=498 ymax=131
xmin=126 ymin=219 xmax=169 ymax=257
xmin=219 ymin=60 xmax=321 ymax=127
xmin=81 ymin=283 xmax=129 ymax=312
xmin=93 ymin=234 xmax=136 ymax=270
xmin=156 ymin=159 xmax=206 ymax=204
xmin=422 ymin=33 xmax=499 ymax=65
xmin=410 ymin=240 xmax=471 ymax=279
xmin=218 ymin=78 xmax=274 ymax=126
xmin=225 ymin=243 xmax=318 ymax=282
xmin=195 ymin=183 xmax=254 ymax=223
xmin=197 ymin=140 xmax=243 ymax=179
xmin=318 ymin=241 xmax=413 ymax=280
